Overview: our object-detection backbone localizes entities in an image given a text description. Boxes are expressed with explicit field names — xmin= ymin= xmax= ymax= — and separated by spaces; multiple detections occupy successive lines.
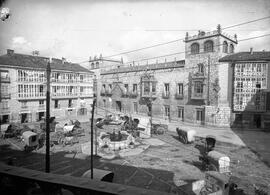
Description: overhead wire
xmin=74 ymin=15 xmax=270 ymax=64
xmin=96 ymin=33 xmax=270 ymax=81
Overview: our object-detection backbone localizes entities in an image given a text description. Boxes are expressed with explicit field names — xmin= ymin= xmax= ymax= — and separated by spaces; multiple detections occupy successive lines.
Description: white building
xmin=0 ymin=49 xmax=94 ymax=124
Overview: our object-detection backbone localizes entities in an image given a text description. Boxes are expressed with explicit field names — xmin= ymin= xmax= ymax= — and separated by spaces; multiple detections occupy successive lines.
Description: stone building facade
xmin=89 ymin=25 xmax=242 ymax=127
xmin=0 ymin=50 xmax=94 ymax=124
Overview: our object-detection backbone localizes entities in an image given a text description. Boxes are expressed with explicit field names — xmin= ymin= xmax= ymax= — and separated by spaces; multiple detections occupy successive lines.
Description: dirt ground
xmin=0 ymin=121 xmax=269 ymax=194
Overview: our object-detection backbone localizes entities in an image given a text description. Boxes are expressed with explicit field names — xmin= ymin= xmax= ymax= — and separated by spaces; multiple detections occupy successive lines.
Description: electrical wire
xmin=76 ymin=16 xmax=270 ymax=62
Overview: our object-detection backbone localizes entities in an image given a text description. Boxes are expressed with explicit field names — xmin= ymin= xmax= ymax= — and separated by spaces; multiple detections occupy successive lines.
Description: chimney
xmin=7 ymin=49 xmax=14 ymax=56
xmin=250 ymin=47 xmax=253 ymax=54
xmin=32 ymin=50 xmax=39 ymax=56
xmin=62 ymin=57 xmax=66 ymax=64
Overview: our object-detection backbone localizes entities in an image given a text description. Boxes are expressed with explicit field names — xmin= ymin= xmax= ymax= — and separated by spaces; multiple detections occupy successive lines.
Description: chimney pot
xmin=250 ymin=48 xmax=253 ymax=54
xmin=7 ymin=49 xmax=14 ymax=55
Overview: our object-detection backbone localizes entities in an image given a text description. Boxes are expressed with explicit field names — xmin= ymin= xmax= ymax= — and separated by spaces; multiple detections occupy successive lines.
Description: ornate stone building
xmin=0 ymin=50 xmax=94 ymax=124
xmin=89 ymin=25 xmax=245 ymax=127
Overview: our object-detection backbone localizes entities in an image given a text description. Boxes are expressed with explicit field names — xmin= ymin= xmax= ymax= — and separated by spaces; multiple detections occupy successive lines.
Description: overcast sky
xmin=0 ymin=0 xmax=270 ymax=66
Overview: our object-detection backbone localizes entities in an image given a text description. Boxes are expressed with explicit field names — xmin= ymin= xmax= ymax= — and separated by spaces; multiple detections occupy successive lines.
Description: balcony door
xmin=116 ymin=101 xmax=122 ymax=112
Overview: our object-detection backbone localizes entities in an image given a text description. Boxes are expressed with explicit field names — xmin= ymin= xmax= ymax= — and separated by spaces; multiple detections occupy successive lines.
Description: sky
xmin=0 ymin=0 xmax=270 ymax=66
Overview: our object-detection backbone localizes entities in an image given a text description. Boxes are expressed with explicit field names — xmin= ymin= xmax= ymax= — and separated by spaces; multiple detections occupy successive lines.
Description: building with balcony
xmin=88 ymin=25 xmax=269 ymax=129
xmin=0 ymin=50 xmax=94 ymax=124
xmin=88 ymin=25 xmax=239 ymax=126
xmin=219 ymin=50 xmax=270 ymax=129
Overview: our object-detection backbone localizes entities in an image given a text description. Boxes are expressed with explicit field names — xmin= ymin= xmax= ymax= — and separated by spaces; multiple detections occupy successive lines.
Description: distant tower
xmin=184 ymin=24 xmax=238 ymax=106
xmin=184 ymin=24 xmax=238 ymax=68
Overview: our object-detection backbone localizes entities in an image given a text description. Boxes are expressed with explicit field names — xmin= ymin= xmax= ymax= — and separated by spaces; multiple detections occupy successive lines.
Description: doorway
xmin=38 ymin=112 xmax=45 ymax=121
xmin=21 ymin=113 xmax=28 ymax=123
xmin=1 ymin=115 xmax=9 ymax=124
xmin=254 ymin=114 xmax=261 ymax=128
xmin=116 ymin=101 xmax=122 ymax=112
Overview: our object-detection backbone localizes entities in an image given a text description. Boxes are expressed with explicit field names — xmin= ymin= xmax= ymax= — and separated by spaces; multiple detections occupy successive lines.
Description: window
xmin=152 ymin=83 xmax=156 ymax=93
xmin=223 ymin=41 xmax=228 ymax=53
xmin=194 ymin=81 xmax=204 ymax=96
xmin=133 ymin=84 xmax=137 ymax=93
xmin=164 ymin=83 xmax=170 ymax=96
xmin=164 ymin=105 xmax=170 ymax=117
xmin=103 ymin=99 xmax=106 ymax=107
xmin=134 ymin=102 xmax=138 ymax=113
xmin=229 ymin=44 xmax=234 ymax=53
xmin=68 ymin=99 xmax=72 ymax=108
xmin=21 ymin=101 xmax=27 ymax=108
xmin=1 ymin=85 xmax=9 ymax=95
xmin=144 ymin=82 xmax=150 ymax=95
xmin=54 ymin=100 xmax=59 ymax=108
xmin=124 ymin=84 xmax=129 ymax=93
xmin=0 ymin=114 xmax=9 ymax=124
xmin=178 ymin=106 xmax=184 ymax=119
xmin=177 ymin=83 xmax=183 ymax=95
xmin=80 ymin=75 xmax=84 ymax=82
xmin=96 ymin=62 xmax=99 ymax=68
xmin=91 ymin=63 xmax=94 ymax=69
xmin=198 ymin=63 xmax=204 ymax=74
xmin=204 ymin=40 xmax=214 ymax=52
xmin=0 ymin=71 xmax=9 ymax=81
xmin=102 ymin=84 xmax=106 ymax=91
xmin=191 ymin=43 xmax=200 ymax=54
xmin=39 ymin=100 xmax=44 ymax=105
xmin=1 ymin=100 xmax=8 ymax=109
xmin=196 ymin=109 xmax=203 ymax=121
xmin=109 ymin=84 xmax=112 ymax=91
xmin=39 ymin=85 xmax=44 ymax=93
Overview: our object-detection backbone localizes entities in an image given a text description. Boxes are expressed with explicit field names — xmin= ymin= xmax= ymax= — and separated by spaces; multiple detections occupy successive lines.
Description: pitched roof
xmin=219 ymin=51 xmax=270 ymax=62
xmin=0 ymin=53 xmax=92 ymax=73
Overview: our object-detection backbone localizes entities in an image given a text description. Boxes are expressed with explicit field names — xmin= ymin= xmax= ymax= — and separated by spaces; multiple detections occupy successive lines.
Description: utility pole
xmin=0 ymin=72 xmax=2 ymax=135
xmin=207 ymin=55 xmax=211 ymax=106
xmin=90 ymin=94 xmax=96 ymax=179
xmin=45 ymin=59 xmax=51 ymax=173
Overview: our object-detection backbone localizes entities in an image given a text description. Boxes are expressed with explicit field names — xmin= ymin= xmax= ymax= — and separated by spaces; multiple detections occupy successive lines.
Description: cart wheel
xmin=157 ymin=127 xmax=165 ymax=135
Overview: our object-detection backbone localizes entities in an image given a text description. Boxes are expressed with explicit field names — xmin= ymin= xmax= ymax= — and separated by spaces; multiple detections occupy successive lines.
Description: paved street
xmin=0 ymin=120 xmax=270 ymax=194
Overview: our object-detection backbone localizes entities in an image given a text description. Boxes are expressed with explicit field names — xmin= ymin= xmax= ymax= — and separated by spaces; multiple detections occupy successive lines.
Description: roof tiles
xmin=219 ymin=51 xmax=270 ymax=62
xmin=0 ymin=53 xmax=92 ymax=73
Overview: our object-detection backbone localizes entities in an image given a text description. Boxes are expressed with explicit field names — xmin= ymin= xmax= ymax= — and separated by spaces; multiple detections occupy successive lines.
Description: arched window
xmin=96 ymin=62 xmax=99 ymax=68
xmin=223 ymin=41 xmax=228 ymax=53
xmin=91 ymin=63 xmax=94 ymax=69
xmin=191 ymin=43 xmax=200 ymax=54
xmin=204 ymin=40 xmax=214 ymax=52
xmin=229 ymin=44 xmax=234 ymax=53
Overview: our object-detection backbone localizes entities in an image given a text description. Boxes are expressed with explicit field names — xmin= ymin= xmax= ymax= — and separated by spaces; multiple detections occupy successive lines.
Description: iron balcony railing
xmin=175 ymin=93 xmax=183 ymax=100
xmin=162 ymin=92 xmax=170 ymax=99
